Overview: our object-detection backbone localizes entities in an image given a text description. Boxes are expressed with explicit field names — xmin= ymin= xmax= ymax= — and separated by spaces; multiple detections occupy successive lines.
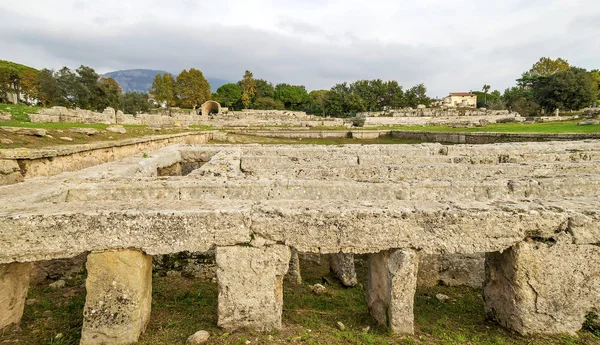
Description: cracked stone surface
xmin=0 ymin=262 xmax=33 ymax=331
xmin=80 ymin=250 xmax=152 ymax=345
xmin=483 ymin=241 xmax=600 ymax=335
xmin=216 ymin=245 xmax=290 ymax=331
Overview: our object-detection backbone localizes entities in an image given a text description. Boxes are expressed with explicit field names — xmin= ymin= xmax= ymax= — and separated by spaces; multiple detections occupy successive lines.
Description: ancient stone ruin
xmin=1 ymin=140 xmax=600 ymax=343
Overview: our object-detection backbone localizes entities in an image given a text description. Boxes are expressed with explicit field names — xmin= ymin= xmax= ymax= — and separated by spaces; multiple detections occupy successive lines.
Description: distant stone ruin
xmin=28 ymin=106 xmax=346 ymax=128
xmin=200 ymin=100 xmax=221 ymax=115
xmin=1 ymin=140 xmax=600 ymax=343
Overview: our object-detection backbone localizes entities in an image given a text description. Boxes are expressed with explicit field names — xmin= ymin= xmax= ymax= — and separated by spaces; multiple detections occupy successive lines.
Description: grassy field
xmin=1 ymin=257 xmax=598 ymax=345
xmin=368 ymin=120 xmax=600 ymax=133
xmin=0 ymin=103 xmax=41 ymax=122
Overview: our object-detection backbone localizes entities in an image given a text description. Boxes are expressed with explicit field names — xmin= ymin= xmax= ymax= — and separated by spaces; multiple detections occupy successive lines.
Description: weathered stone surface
xmin=0 ymin=139 xmax=13 ymax=145
xmin=310 ymin=283 xmax=326 ymax=295
xmin=186 ymin=330 xmax=210 ymax=344
xmin=80 ymin=250 xmax=152 ymax=345
xmin=106 ymin=125 xmax=127 ymax=134
xmin=59 ymin=136 xmax=73 ymax=141
xmin=0 ymin=159 xmax=23 ymax=186
xmin=285 ymin=248 xmax=302 ymax=285
xmin=417 ymin=253 xmax=484 ymax=288
xmin=0 ymin=262 xmax=33 ymax=331
xmin=577 ymin=119 xmax=599 ymax=126
xmin=0 ymin=126 xmax=47 ymax=137
xmin=0 ymin=111 xmax=11 ymax=121
xmin=367 ymin=249 xmax=418 ymax=334
xmin=330 ymin=253 xmax=358 ymax=287
xmin=483 ymin=241 xmax=600 ymax=335
xmin=216 ymin=245 xmax=290 ymax=331
xmin=70 ymin=128 xmax=98 ymax=135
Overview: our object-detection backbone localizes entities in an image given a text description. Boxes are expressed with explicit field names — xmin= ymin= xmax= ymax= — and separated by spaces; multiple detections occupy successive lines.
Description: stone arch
xmin=201 ymin=101 xmax=221 ymax=116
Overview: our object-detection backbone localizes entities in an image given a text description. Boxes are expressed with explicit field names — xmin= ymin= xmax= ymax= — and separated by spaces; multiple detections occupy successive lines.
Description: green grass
xmin=0 ymin=103 xmax=41 ymax=122
xmin=368 ymin=120 xmax=600 ymax=133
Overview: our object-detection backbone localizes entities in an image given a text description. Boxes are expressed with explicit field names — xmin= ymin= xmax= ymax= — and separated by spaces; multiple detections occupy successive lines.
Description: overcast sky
xmin=0 ymin=0 xmax=598 ymax=98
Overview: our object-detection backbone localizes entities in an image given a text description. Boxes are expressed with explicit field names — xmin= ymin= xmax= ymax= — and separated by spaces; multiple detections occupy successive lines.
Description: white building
xmin=441 ymin=92 xmax=477 ymax=108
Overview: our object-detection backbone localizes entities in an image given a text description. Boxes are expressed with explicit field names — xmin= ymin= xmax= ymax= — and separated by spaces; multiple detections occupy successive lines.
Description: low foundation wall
xmin=0 ymin=131 xmax=220 ymax=185
xmin=228 ymin=129 xmax=600 ymax=144
xmin=390 ymin=130 xmax=600 ymax=144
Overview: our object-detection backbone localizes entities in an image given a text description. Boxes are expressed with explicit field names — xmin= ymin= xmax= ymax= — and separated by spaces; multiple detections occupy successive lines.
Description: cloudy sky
xmin=1 ymin=0 xmax=598 ymax=97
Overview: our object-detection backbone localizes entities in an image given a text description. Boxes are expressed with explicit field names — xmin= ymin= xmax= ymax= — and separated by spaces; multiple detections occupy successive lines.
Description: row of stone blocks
xmin=2 ymin=241 xmax=599 ymax=343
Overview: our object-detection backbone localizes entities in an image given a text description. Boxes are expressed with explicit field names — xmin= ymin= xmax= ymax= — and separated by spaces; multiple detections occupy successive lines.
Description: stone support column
xmin=330 ymin=252 xmax=358 ymax=287
xmin=80 ymin=250 xmax=152 ymax=345
xmin=484 ymin=241 xmax=600 ymax=335
xmin=216 ymin=245 xmax=290 ymax=331
xmin=285 ymin=248 xmax=302 ymax=285
xmin=366 ymin=249 xmax=418 ymax=334
xmin=0 ymin=262 xmax=33 ymax=331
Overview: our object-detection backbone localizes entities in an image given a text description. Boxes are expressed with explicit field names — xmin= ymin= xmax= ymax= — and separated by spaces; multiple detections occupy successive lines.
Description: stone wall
xmin=0 ymin=131 xmax=218 ymax=185
xmin=29 ymin=107 xmax=346 ymax=128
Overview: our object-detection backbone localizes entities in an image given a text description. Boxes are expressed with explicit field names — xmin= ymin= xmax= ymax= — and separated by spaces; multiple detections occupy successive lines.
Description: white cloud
xmin=0 ymin=0 xmax=598 ymax=97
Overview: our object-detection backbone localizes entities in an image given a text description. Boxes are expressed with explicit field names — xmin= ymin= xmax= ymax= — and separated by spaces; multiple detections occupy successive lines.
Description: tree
xmin=55 ymin=67 xmax=86 ymax=107
xmin=240 ymin=70 xmax=256 ymax=109
xmin=532 ymin=67 xmax=597 ymax=111
xmin=482 ymin=84 xmax=491 ymax=104
xmin=254 ymin=79 xmax=275 ymax=100
xmin=38 ymin=69 xmax=59 ymax=107
xmin=405 ymin=84 xmax=430 ymax=108
xmin=176 ymin=68 xmax=211 ymax=110
xmin=306 ymin=90 xmax=329 ymax=116
xmin=590 ymin=69 xmax=600 ymax=100
xmin=526 ymin=57 xmax=570 ymax=77
xmin=122 ymin=91 xmax=149 ymax=114
xmin=251 ymin=97 xmax=284 ymax=110
xmin=97 ymin=77 xmax=122 ymax=110
xmin=274 ymin=83 xmax=308 ymax=110
xmin=216 ymin=83 xmax=241 ymax=109
xmin=19 ymin=70 xmax=40 ymax=103
xmin=518 ymin=57 xmax=570 ymax=88
xmin=150 ymin=73 xmax=176 ymax=107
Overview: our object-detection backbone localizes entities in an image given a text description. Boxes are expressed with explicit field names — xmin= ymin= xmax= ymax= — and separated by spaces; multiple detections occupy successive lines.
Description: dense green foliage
xmin=150 ymin=69 xmax=211 ymax=110
xmin=502 ymin=57 xmax=598 ymax=114
xmin=122 ymin=91 xmax=150 ymax=114
xmin=215 ymin=83 xmax=241 ymax=109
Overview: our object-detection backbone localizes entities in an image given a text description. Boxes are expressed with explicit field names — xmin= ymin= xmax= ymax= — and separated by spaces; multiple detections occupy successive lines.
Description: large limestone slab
xmin=1 ymin=198 xmax=600 ymax=263
xmin=216 ymin=245 xmax=290 ymax=331
xmin=367 ymin=249 xmax=418 ymax=334
xmin=330 ymin=253 xmax=358 ymax=287
xmin=80 ymin=250 xmax=152 ymax=345
xmin=483 ymin=241 xmax=600 ymax=335
xmin=0 ymin=262 xmax=33 ymax=331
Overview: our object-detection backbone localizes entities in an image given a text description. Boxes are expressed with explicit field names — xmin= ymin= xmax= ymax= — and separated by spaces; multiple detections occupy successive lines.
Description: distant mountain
xmin=101 ymin=69 xmax=230 ymax=93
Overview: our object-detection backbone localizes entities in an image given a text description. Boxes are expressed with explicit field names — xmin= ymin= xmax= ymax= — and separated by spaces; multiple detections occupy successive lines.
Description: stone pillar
xmin=216 ymin=245 xmax=290 ymax=331
xmin=285 ymin=248 xmax=302 ymax=285
xmin=80 ymin=250 xmax=152 ymax=345
xmin=366 ymin=249 xmax=418 ymax=334
xmin=0 ymin=262 xmax=33 ymax=331
xmin=330 ymin=252 xmax=358 ymax=287
xmin=484 ymin=241 xmax=600 ymax=335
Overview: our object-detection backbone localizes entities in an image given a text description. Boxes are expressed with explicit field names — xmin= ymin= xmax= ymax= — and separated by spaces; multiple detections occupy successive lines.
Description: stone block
xmin=80 ymin=250 xmax=152 ymax=345
xmin=367 ymin=249 xmax=418 ymax=334
xmin=483 ymin=241 xmax=600 ymax=335
xmin=216 ymin=245 xmax=290 ymax=331
xmin=285 ymin=248 xmax=302 ymax=285
xmin=330 ymin=252 xmax=358 ymax=287
xmin=0 ymin=262 xmax=33 ymax=331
